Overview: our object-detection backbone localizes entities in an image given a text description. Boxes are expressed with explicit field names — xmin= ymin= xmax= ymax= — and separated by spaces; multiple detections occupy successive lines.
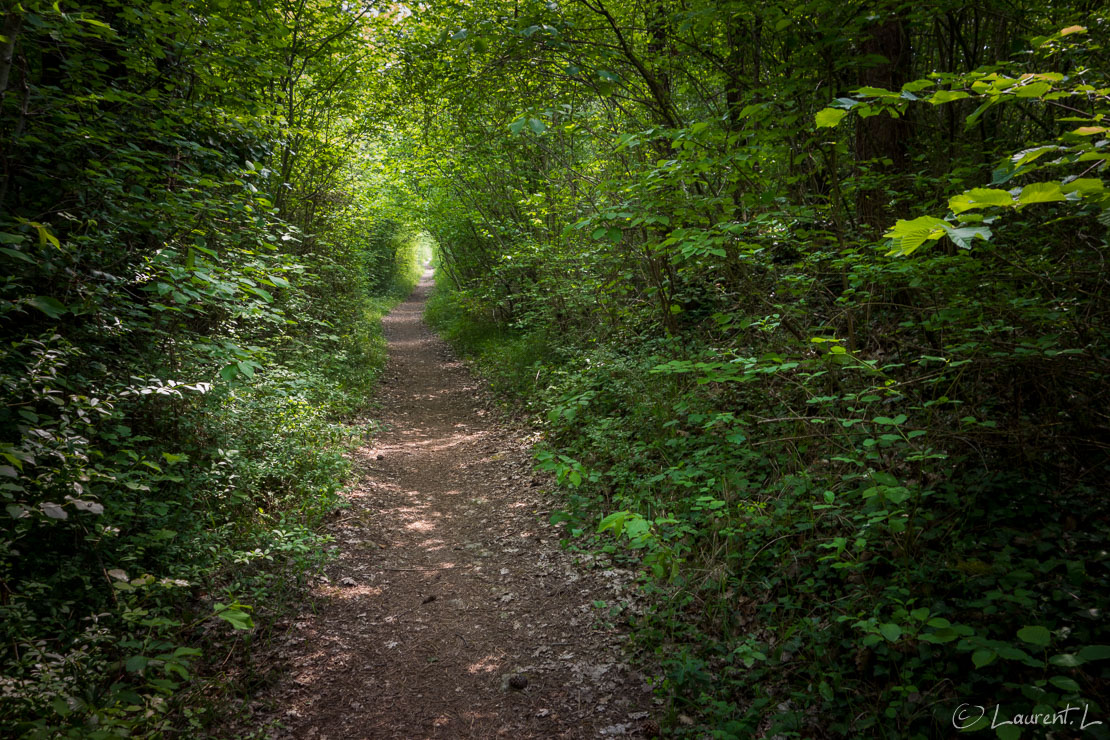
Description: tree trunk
xmin=0 ymin=11 xmax=23 ymax=105
xmin=854 ymin=13 xmax=910 ymax=231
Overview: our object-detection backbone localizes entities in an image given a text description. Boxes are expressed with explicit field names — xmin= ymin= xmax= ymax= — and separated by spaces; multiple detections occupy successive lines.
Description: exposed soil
xmin=246 ymin=270 xmax=657 ymax=739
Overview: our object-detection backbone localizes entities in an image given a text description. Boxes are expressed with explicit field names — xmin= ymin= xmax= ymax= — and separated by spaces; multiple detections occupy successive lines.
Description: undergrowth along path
xmin=255 ymin=269 xmax=655 ymax=739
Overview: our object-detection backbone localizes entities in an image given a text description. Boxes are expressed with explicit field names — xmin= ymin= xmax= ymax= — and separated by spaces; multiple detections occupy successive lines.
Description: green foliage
xmin=396 ymin=3 xmax=1110 ymax=736
xmin=0 ymin=1 xmax=421 ymax=735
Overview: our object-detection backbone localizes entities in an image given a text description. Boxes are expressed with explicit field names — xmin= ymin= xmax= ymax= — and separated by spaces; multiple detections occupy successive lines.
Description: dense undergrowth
xmin=412 ymin=4 xmax=1110 ymax=738
xmin=0 ymin=2 xmax=425 ymax=736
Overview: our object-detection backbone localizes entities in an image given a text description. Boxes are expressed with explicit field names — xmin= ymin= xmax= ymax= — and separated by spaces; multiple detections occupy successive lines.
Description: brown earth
xmin=245 ymin=269 xmax=657 ymax=739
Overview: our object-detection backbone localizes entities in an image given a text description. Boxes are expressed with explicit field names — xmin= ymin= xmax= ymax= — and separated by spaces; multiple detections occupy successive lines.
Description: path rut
xmin=252 ymin=269 xmax=656 ymax=739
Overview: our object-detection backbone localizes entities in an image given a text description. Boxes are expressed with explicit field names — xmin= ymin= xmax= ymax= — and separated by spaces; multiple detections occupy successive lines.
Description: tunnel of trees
xmin=1 ymin=0 xmax=1107 ymax=736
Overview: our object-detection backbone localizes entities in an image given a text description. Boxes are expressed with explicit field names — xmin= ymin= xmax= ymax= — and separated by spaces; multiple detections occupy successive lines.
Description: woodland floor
xmin=242 ymin=269 xmax=657 ymax=739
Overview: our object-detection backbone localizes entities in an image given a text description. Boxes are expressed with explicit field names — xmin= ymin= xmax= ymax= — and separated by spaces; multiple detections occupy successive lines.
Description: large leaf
xmin=214 ymin=602 xmax=254 ymax=630
xmin=929 ymin=89 xmax=970 ymax=104
xmin=41 ymin=502 xmax=68 ymax=519
xmin=945 ymin=188 xmax=1016 ymax=214
xmin=879 ymin=623 xmax=902 ymax=642
xmin=943 ymin=224 xmax=992 ymax=249
xmin=884 ymin=216 xmax=949 ymax=256
xmin=1062 ymin=178 xmax=1106 ymax=197
xmin=815 ymin=108 xmax=848 ymax=128
xmin=1014 ymin=81 xmax=1052 ymax=98
xmin=1078 ymin=644 xmax=1110 ymax=661
xmin=1017 ymin=625 xmax=1051 ymax=647
xmin=1016 ymin=182 xmax=1066 ymax=206
xmin=26 ymin=296 xmax=68 ymax=319
xmin=0 ymin=247 xmax=35 ymax=264
xmin=949 ymin=188 xmax=1014 ymax=214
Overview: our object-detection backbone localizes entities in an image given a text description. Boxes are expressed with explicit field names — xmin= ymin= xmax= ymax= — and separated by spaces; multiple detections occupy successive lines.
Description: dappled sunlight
xmin=317 ymin=584 xmax=383 ymax=600
xmin=372 ymin=431 xmax=488 ymax=456
xmin=466 ymin=654 xmax=502 ymax=675
xmin=385 ymin=337 xmax=435 ymax=349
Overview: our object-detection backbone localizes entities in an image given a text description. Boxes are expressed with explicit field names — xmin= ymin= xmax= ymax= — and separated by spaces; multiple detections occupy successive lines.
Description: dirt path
xmin=250 ymin=269 xmax=656 ymax=739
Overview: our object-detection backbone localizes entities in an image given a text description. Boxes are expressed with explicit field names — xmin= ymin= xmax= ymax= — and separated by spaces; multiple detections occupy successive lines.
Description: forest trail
xmin=250 ymin=268 xmax=656 ymax=739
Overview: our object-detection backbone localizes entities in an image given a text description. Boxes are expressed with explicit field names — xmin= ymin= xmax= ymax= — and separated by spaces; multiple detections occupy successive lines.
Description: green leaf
xmin=75 ymin=17 xmax=113 ymax=29
xmin=6 ymin=504 xmax=29 ymax=519
xmin=26 ymin=296 xmax=68 ymax=319
xmin=929 ymin=89 xmax=970 ymax=104
xmin=949 ymin=188 xmax=1014 ymax=214
xmin=1048 ymin=676 xmax=1081 ymax=692
xmin=964 ymin=98 xmax=997 ymax=129
xmin=246 ymin=285 xmax=273 ymax=302
xmin=1062 ymin=178 xmax=1106 ymax=197
xmin=884 ymin=216 xmax=948 ymax=256
xmin=942 ymin=224 xmax=992 ymax=249
xmin=1077 ymin=644 xmax=1110 ymax=661
xmin=41 ymin=502 xmax=68 ymax=520
xmin=879 ymin=623 xmax=902 ymax=642
xmin=598 ymin=510 xmax=628 ymax=535
xmin=995 ymin=724 xmax=1021 ymax=740
xmin=901 ymin=79 xmax=934 ymax=93
xmin=33 ymin=223 xmax=61 ymax=249
xmin=1014 ymin=81 xmax=1051 ymax=98
xmin=0 ymin=247 xmax=35 ymax=264
xmin=815 ymin=108 xmax=848 ymax=128
xmin=972 ymin=649 xmax=997 ymax=668
xmin=996 ymin=644 xmax=1037 ymax=664
xmin=126 ymin=655 xmax=149 ymax=673
xmin=214 ymin=603 xmax=254 ymax=630
xmin=1017 ymin=625 xmax=1051 ymax=647
xmin=1012 ymin=145 xmax=1063 ymax=168
xmin=1049 ymin=653 xmax=1085 ymax=667
xmin=854 ymin=86 xmax=898 ymax=97
xmin=1016 ymin=182 xmax=1065 ymax=206
xmin=528 ymin=118 xmax=547 ymax=133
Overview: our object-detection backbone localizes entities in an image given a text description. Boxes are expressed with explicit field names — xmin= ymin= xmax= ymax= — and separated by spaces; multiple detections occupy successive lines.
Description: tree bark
xmin=0 ymin=11 xmax=23 ymax=105
xmin=854 ymin=13 xmax=910 ymax=231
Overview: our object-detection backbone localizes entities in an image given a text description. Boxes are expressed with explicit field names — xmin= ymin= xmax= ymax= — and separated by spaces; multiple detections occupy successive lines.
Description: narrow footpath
xmin=251 ymin=269 xmax=656 ymax=738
